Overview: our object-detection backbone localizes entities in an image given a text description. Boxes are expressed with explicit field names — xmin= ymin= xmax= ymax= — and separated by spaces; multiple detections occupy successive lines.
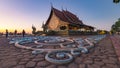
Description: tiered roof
xmin=45 ymin=7 xmax=94 ymax=29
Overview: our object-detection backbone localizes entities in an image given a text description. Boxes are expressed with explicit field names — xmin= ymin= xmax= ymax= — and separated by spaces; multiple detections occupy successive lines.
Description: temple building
xmin=44 ymin=7 xmax=94 ymax=35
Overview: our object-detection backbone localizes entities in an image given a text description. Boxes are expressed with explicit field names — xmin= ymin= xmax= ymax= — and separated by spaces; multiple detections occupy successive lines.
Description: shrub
xmin=46 ymin=30 xmax=57 ymax=35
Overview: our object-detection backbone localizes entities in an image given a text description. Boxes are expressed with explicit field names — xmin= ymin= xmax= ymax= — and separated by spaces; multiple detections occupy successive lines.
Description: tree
xmin=111 ymin=18 xmax=120 ymax=32
xmin=32 ymin=25 xmax=36 ymax=35
xmin=42 ymin=22 xmax=47 ymax=33
xmin=113 ymin=0 xmax=120 ymax=3
xmin=32 ymin=25 xmax=43 ymax=36
xmin=111 ymin=24 xmax=116 ymax=31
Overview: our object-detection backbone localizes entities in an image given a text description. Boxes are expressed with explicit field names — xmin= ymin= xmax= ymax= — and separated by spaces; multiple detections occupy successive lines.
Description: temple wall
xmin=58 ymin=20 xmax=68 ymax=30
xmin=47 ymin=12 xmax=68 ymax=31
xmin=47 ymin=12 xmax=59 ymax=30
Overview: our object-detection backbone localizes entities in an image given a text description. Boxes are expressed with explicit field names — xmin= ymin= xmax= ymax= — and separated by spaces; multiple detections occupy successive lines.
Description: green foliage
xmin=69 ymin=30 xmax=97 ymax=35
xmin=42 ymin=23 xmax=47 ymax=33
xmin=32 ymin=31 xmax=36 ymax=35
xmin=32 ymin=25 xmax=43 ymax=35
xmin=113 ymin=0 xmax=120 ymax=3
xmin=32 ymin=25 xmax=36 ymax=35
xmin=46 ymin=30 xmax=57 ymax=35
xmin=111 ymin=18 xmax=120 ymax=32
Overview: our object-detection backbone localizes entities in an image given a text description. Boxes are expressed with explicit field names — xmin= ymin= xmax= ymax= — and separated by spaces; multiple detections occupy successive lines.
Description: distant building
xmin=45 ymin=7 xmax=94 ymax=35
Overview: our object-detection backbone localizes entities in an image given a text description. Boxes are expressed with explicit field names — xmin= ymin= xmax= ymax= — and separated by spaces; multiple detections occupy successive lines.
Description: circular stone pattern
xmin=71 ymin=49 xmax=81 ymax=56
xmin=10 ymin=35 xmax=106 ymax=64
xmin=56 ymin=53 xmax=65 ymax=58
xmin=45 ymin=50 xmax=73 ymax=64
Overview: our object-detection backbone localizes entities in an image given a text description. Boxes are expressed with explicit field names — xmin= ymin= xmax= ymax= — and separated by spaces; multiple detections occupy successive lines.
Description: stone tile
xmin=75 ymin=57 xmax=83 ymax=64
xmin=32 ymin=58 xmax=44 ymax=62
xmin=36 ymin=54 xmax=45 ymax=58
xmin=57 ymin=66 xmax=67 ymax=68
xmin=20 ymin=58 xmax=30 ymax=62
xmin=35 ymin=66 xmax=44 ymax=68
xmin=107 ymin=54 xmax=117 ymax=57
xmin=18 ymin=61 xmax=27 ymax=65
xmin=13 ymin=65 xmax=25 ymax=68
xmin=46 ymin=65 xmax=57 ymax=68
xmin=102 ymin=59 xmax=117 ymax=64
xmin=16 ymin=55 xmax=23 ymax=59
xmin=23 ymin=52 xmax=31 ymax=55
xmin=87 ymin=64 xmax=101 ymax=68
xmin=26 ymin=61 xmax=36 ymax=68
xmin=68 ymin=63 xmax=79 ymax=68
xmin=98 ymin=55 xmax=107 ymax=59
xmin=83 ymin=59 xmax=93 ymax=64
xmin=106 ymin=63 xmax=120 ymax=68
xmin=109 ymin=57 xmax=118 ymax=61
xmin=37 ymin=61 xmax=50 ymax=67
xmin=79 ymin=64 xmax=86 ymax=68
xmin=1 ymin=59 xmax=17 ymax=68
xmin=94 ymin=58 xmax=102 ymax=61
xmin=94 ymin=61 xmax=104 ymax=66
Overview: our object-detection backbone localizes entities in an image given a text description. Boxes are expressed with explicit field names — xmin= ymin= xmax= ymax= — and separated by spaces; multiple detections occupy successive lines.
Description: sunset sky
xmin=0 ymin=0 xmax=120 ymax=33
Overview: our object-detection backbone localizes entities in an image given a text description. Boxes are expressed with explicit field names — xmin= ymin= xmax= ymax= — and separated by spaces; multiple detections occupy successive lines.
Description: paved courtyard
xmin=0 ymin=35 xmax=120 ymax=68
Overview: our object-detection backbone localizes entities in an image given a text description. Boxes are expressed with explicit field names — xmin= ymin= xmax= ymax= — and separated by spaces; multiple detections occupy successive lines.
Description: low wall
xmin=68 ymin=30 xmax=98 ymax=35
xmin=46 ymin=30 xmax=98 ymax=36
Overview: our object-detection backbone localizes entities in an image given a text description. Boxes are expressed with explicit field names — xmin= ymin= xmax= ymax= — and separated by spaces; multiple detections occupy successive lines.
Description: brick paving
xmin=0 ymin=36 xmax=120 ymax=68
xmin=110 ymin=35 xmax=120 ymax=62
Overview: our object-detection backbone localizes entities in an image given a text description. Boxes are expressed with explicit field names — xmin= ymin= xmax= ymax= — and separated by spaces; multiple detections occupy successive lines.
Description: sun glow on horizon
xmin=0 ymin=28 xmax=32 ymax=34
xmin=0 ymin=0 xmax=120 ymax=32
xmin=0 ymin=0 xmax=44 ymax=34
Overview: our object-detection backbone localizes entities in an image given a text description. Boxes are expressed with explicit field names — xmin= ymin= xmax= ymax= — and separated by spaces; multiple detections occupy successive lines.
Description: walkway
xmin=110 ymin=35 xmax=120 ymax=62
xmin=0 ymin=36 xmax=120 ymax=68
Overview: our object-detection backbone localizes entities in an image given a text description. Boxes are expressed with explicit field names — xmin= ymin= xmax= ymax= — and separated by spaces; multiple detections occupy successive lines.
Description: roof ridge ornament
xmin=50 ymin=2 xmax=53 ymax=9
xmin=66 ymin=8 xmax=68 ymax=11
xmin=61 ymin=6 xmax=63 ymax=11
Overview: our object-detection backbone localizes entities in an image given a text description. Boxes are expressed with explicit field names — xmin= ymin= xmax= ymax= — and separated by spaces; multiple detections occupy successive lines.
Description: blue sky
xmin=0 ymin=0 xmax=120 ymax=33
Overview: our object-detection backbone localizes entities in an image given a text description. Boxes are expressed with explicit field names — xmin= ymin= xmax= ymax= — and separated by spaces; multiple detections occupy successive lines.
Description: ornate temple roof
xmin=45 ymin=7 xmax=94 ymax=29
